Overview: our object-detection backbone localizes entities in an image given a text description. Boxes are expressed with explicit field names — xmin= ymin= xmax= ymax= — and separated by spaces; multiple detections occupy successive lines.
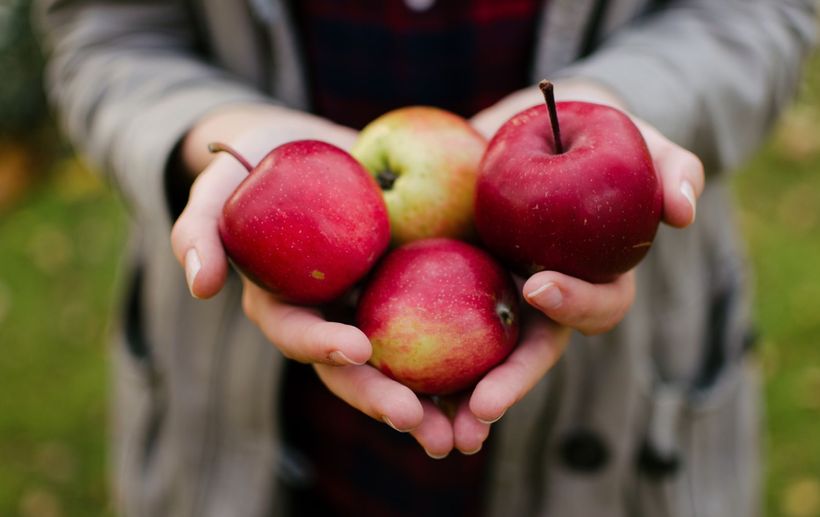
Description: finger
xmin=522 ymin=270 xmax=635 ymax=335
xmin=453 ymin=399 xmax=491 ymax=455
xmin=242 ymin=280 xmax=372 ymax=366
xmin=170 ymin=156 xmax=248 ymax=298
xmin=469 ymin=317 xmax=570 ymax=424
xmin=410 ymin=399 xmax=455 ymax=459
xmin=637 ymin=122 xmax=705 ymax=228
xmin=314 ymin=363 xmax=424 ymax=433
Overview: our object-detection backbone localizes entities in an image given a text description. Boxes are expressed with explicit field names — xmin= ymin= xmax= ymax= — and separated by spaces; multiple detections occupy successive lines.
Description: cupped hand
xmin=472 ymin=79 xmax=702 ymax=327
xmin=170 ymin=104 xmax=446 ymax=456
xmin=455 ymin=78 xmax=706 ymax=453
xmin=171 ymin=103 xmax=359 ymax=300
xmin=169 ymin=105 xmax=389 ymax=366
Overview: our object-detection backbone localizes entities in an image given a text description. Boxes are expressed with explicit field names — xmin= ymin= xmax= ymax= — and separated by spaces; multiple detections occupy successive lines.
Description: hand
xmin=169 ymin=107 xmax=376 ymax=362
xmin=472 ymin=79 xmax=702 ymax=323
xmin=314 ymin=309 xmax=570 ymax=458
xmin=458 ymin=79 xmax=705 ymax=452
xmin=170 ymin=103 xmax=358 ymax=298
xmin=312 ymin=273 xmax=633 ymax=459
xmin=169 ymin=104 xmax=444 ymax=455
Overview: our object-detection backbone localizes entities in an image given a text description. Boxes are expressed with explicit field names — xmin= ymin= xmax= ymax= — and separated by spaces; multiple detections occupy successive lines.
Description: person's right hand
xmin=169 ymin=104 xmax=445 ymax=454
xmin=170 ymin=103 xmax=359 ymax=300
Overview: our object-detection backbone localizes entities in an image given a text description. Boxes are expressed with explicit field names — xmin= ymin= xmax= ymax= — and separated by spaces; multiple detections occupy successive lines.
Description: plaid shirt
xmin=283 ymin=1 xmax=541 ymax=515
xmin=290 ymin=0 xmax=543 ymax=129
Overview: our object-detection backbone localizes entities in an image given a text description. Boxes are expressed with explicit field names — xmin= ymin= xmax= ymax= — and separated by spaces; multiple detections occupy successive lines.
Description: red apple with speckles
xmin=475 ymin=81 xmax=663 ymax=283
xmin=356 ymin=238 xmax=520 ymax=396
xmin=213 ymin=140 xmax=390 ymax=305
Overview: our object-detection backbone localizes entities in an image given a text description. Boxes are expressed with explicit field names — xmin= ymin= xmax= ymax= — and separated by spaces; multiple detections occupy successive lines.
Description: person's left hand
xmin=424 ymin=78 xmax=704 ymax=455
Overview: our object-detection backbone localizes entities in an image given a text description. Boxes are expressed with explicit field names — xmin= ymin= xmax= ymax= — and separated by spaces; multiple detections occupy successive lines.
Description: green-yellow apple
xmin=352 ymin=107 xmax=487 ymax=245
xmin=356 ymin=238 xmax=520 ymax=396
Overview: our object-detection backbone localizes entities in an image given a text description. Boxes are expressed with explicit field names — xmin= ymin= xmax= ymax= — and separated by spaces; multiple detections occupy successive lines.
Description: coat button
xmin=560 ymin=430 xmax=610 ymax=473
xmin=404 ymin=0 xmax=435 ymax=12
xmin=637 ymin=439 xmax=681 ymax=479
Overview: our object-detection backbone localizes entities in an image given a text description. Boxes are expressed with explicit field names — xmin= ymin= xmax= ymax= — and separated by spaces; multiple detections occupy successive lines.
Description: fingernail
xmin=526 ymin=282 xmax=563 ymax=310
xmin=477 ymin=410 xmax=506 ymax=425
xmin=461 ymin=445 xmax=483 ymax=456
xmin=681 ymin=180 xmax=696 ymax=224
xmin=329 ymin=350 xmax=364 ymax=366
xmin=185 ymin=249 xmax=201 ymax=298
xmin=424 ymin=449 xmax=449 ymax=460
xmin=382 ymin=415 xmax=412 ymax=433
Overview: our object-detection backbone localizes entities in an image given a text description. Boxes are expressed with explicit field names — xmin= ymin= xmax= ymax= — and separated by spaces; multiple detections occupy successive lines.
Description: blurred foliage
xmin=732 ymin=47 xmax=820 ymax=517
xmin=0 ymin=0 xmax=48 ymax=135
xmin=0 ymin=0 xmax=65 ymax=214
xmin=0 ymin=156 xmax=125 ymax=517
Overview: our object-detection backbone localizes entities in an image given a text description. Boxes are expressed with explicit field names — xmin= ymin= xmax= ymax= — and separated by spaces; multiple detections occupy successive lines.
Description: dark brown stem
xmin=539 ymin=80 xmax=564 ymax=154
xmin=208 ymin=142 xmax=253 ymax=173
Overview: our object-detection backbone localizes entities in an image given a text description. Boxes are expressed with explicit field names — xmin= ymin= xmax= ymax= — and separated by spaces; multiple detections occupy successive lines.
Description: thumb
xmin=170 ymin=156 xmax=248 ymax=298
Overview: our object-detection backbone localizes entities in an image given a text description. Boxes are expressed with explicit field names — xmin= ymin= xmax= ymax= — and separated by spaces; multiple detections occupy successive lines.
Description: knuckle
xmin=169 ymin=219 xmax=188 ymax=251
xmin=274 ymin=343 xmax=301 ymax=363
xmin=684 ymin=151 xmax=704 ymax=177
xmin=303 ymin=321 xmax=330 ymax=357
xmin=578 ymin=306 xmax=618 ymax=336
xmin=188 ymin=173 xmax=208 ymax=199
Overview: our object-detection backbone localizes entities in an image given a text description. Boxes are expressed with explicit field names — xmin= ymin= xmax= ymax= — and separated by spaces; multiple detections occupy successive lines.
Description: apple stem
xmin=539 ymin=80 xmax=564 ymax=154
xmin=376 ymin=169 xmax=399 ymax=191
xmin=208 ymin=142 xmax=253 ymax=173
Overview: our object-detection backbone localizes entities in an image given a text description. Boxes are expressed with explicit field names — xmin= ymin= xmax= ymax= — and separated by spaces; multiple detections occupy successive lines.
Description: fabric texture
xmin=35 ymin=0 xmax=817 ymax=516
xmin=289 ymin=0 xmax=542 ymax=128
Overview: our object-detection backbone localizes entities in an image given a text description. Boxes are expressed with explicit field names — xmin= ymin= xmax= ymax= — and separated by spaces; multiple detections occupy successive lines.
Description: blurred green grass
xmin=0 ymin=158 xmax=126 ymax=517
xmin=733 ymin=50 xmax=820 ymax=517
xmin=0 ymin=54 xmax=818 ymax=517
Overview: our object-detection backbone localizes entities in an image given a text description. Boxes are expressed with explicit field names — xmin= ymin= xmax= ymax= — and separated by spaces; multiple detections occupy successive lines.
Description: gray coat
xmin=37 ymin=0 xmax=817 ymax=516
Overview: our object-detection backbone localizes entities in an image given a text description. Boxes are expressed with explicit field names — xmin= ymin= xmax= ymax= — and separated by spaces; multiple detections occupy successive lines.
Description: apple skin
xmin=219 ymin=140 xmax=390 ymax=305
xmin=475 ymin=102 xmax=663 ymax=283
xmin=351 ymin=107 xmax=487 ymax=245
xmin=356 ymin=238 xmax=520 ymax=396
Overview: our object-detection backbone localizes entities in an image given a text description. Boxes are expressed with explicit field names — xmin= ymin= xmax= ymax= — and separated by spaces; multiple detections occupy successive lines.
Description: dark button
xmin=559 ymin=429 xmax=610 ymax=473
xmin=637 ymin=439 xmax=681 ymax=480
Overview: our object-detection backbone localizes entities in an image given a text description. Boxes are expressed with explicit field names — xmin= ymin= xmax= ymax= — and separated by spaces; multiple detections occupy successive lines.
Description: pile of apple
xmin=214 ymin=81 xmax=663 ymax=396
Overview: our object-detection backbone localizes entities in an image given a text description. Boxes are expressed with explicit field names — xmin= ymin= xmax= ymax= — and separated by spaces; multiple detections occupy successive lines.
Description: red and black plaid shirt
xmin=282 ymin=2 xmax=542 ymax=516
xmin=290 ymin=0 xmax=543 ymax=129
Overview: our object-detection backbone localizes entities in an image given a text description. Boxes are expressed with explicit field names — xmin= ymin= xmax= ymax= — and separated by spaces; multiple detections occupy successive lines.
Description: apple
xmin=212 ymin=140 xmax=390 ymax=305
xmin=475 ymin=81 xmax=663 ymax=283
xmin=351 ymin=106 xmax=487 ymax=245
xmin=356 ymin=238 xmax=520 ymax=396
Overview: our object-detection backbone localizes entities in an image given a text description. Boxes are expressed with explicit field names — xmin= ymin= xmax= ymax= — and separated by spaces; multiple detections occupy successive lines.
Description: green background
xmin=1 ymin=2 xmax=819 ymax=516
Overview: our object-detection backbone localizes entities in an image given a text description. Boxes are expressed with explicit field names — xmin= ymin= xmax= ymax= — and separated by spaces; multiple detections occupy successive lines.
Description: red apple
xmin=475 ymin=81 xmax=663 ymax=283
xmin=214 ymin=140 xmax=390 ymax=305
xmin=357 ymin=238 xmax=520 ymax=396
xmin=351 ymin=107 xmax=487 ymax=245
